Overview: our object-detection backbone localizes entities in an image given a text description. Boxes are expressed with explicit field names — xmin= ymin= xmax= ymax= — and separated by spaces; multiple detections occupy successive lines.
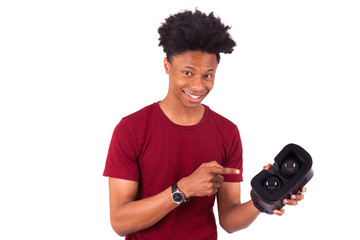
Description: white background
xmin=1 ymin=0 xmax=359 ymax=239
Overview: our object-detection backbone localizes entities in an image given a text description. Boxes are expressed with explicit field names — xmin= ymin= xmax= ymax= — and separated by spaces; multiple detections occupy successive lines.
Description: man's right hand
xmin=177 ymin=161 xmax=240 ymax=199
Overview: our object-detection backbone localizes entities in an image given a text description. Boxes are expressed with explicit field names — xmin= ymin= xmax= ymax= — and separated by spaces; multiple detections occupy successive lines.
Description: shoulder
xmin=113 ymin=103 xmax=157 ymax=135
xmin=122 ymin=103 xmax=156 ymax=123
xmin=207 ymin=106 xmax=239 ymax=135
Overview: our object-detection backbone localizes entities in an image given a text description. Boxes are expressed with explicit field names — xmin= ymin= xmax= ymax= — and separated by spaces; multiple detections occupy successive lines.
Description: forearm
xmin=111 ymin=186 xmax=177 ymax=236
xmin=220 ymin=200 xmax=260 ymax=233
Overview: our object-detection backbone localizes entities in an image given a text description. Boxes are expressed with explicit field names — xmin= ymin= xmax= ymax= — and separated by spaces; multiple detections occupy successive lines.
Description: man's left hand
xmin=263 ymin=163 xmax=307 ymax=216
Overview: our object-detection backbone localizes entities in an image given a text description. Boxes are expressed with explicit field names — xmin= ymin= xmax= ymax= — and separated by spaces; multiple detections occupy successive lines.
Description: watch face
xmin=173 ymin=192 xmax=183 ymax=203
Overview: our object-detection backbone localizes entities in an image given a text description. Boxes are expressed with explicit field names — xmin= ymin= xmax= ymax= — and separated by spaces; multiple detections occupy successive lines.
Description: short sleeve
xmin=223 ymin=126 xmax=243 ymax=182
xmin=103 ymin=119 xmax=140 ymax=181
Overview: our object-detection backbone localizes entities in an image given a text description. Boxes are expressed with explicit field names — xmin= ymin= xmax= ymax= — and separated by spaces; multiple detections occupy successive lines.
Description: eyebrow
xmin=183 ymin=66 xmax=215 ymax=72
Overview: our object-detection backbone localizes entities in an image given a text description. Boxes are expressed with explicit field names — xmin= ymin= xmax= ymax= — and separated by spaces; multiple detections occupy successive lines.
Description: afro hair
xmin=158 ymin=9 xmax=236 ymax=63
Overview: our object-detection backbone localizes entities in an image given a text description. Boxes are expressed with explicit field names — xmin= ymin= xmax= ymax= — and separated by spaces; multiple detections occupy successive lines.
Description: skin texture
xmin=108 ymin=51 xmax=306 ymax=236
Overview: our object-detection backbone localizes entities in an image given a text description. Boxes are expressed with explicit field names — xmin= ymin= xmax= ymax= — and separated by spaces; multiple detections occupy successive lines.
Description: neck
xmin=159 ymin=97 xmax=205 ymax=126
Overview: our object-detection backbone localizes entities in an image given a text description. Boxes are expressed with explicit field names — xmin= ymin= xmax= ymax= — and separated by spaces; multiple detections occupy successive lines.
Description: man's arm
xmin=217 ymin=182 xmax=260 ymax=233
xmin=108 ymin=161 xmax=240 ymax=237
xmin=217 ymin=164 xmax=306 ymax=233
xmin=108 ymin=178 xmax=178 ymax=236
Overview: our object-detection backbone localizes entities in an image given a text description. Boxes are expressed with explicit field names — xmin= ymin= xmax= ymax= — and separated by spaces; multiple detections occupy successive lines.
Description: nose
xmin=190 ymin=75 xmax=205 ymax=92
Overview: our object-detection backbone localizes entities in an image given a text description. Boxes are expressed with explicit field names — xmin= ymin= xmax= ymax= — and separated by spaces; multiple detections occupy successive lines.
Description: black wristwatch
xmin=171 ymin=182 xmax=187 ymax=205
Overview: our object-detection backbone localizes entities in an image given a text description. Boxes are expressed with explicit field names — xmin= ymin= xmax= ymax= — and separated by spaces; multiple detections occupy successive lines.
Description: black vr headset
xmin=250 ymin=143 xmax=314 ymax=214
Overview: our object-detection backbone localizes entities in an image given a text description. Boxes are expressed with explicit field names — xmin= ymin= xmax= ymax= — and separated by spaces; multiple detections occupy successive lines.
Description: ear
xmin=164 ymin=57 xmax=170 ymax=74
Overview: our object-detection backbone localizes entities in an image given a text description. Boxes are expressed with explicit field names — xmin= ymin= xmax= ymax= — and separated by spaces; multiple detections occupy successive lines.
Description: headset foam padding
xmin=250 ymin=143 xmax=314 ymax=214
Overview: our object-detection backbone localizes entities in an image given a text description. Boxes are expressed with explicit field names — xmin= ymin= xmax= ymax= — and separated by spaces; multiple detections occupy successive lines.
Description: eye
xmin=183 ymin=71 xmax=192 ymax=76
xmin=204 ymin=74 xmax=213 ymax=79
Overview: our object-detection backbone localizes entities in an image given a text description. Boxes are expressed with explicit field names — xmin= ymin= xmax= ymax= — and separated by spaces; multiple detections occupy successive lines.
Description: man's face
xmin=164 ymin=51 xmax=218 ymax=109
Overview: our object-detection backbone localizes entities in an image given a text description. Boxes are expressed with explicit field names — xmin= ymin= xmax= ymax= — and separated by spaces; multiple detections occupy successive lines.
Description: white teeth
xmin=184 ymin=91 xmax=201 ymax=99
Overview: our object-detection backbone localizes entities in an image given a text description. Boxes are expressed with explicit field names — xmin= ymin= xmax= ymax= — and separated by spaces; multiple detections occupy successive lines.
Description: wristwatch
xmin=171 ymin=182 xmax=187 ymax=205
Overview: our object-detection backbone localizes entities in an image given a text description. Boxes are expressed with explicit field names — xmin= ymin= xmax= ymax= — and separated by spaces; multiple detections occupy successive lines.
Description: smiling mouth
xmin=183 ymin=90 xmax=201 ymax=99
xmin=182 ymin=90 xmax=206 ymax=102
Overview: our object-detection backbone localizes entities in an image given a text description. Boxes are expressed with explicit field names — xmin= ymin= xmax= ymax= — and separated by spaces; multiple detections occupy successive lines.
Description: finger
xmin=263 ymin=163 xmax=272 ymax=170
xmin=208 ymin=186 xmax=219 ymax=196
xmin=291 ymin=193 xmax=304 ymax=201
xmin=214 ymin=174 xmax=224 ymax=183
xmin=214 ymin=182 xmax=221 ymax=189
xmin=211 ymin=167 xmax=240 ymax=175
xmin=273 ymin=209 xmax=285 ymax=216
xmin=283 ymin=198 xmax=298 ymax=206
xmin=301 ymin=187 xmax=307 ymax=193
xmin=203 ymin=161 xmax=223 ymax=168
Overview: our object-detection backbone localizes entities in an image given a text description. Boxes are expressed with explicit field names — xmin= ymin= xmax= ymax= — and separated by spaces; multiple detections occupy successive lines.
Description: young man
xmin=103 ymin=10 xmax=305 ymax=239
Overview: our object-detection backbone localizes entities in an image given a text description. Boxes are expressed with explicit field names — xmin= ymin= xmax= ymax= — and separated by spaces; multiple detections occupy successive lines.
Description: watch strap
xmin=171 ymin=182 xmax=187 ymax=204
xmin=172 ymin=182 xmax=178 ymax=194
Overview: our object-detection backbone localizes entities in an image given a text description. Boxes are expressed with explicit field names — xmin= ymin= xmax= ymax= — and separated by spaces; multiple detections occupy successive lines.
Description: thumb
xmin=263 ymin=163 xmax=272 ymax=170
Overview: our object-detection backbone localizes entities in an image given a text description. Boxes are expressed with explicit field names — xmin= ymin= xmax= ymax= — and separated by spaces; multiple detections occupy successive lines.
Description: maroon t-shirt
xmin=103 ymin=102 xmax=243 ymax=240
